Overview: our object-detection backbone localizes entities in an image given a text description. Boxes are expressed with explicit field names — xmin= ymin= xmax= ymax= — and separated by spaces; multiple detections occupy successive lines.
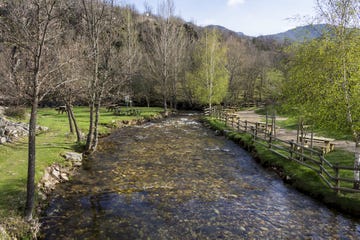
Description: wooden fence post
xmin=255 ymin=122 xmax=259 ymax=137
xmin=245 ymin=120 xmax=248 ymax=132
xmin=251 ymin=127 xmax=256 ymax=143
xmin=237 ymin=117 xmax=240 ymax=132
xmin=290 ymin=140 xmax=294 ymax=159
xmin=319 ymin=153 xmax=324 ymax=176
xmin=335 ymin=163 xmax=340 ymax=194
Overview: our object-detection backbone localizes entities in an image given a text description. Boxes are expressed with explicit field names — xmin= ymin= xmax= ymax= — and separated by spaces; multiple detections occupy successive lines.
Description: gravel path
xmin=236 ymin=110 xmax=356 ymax=153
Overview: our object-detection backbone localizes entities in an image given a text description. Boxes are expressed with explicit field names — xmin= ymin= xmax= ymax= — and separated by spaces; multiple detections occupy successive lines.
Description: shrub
xmin=4 ymin=107 xmax=26 ymax=120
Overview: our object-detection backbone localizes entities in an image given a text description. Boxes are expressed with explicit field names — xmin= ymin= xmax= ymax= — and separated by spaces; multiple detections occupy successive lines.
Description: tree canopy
xmin=186 ymin=29 xmax=229 ymax=109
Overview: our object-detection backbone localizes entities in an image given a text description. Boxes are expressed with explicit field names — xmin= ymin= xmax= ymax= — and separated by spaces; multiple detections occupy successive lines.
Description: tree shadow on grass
xmin=0 ymin=178 xmax=27 ymax=215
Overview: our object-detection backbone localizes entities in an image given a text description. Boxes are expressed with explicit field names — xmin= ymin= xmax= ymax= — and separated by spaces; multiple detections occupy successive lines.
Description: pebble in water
xmin=40 ymin=115 xmax=360 ymax=240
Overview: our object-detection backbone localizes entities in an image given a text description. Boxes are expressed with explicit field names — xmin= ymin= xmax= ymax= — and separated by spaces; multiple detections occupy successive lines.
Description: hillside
xmin=262 ymin=24 xmax=329 ymax=42
xmin=205 ymin=24 xmax=247 ymax=38
xmin=206 ymin=24 xmax=329 ymax=43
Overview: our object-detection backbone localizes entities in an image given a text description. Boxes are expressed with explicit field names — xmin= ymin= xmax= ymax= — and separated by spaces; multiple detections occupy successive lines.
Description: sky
xmin=125 ymin=0 xmax=318 ymax=36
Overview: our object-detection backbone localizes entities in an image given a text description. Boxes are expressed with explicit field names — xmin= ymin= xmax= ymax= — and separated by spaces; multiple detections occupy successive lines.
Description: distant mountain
xmin=261 ymin=24 xmax=330 ymax=42
xmin=205 ymin=25 xmax=249 ymax=38
xmin=206 ymin=24 xmax=330 ymax=43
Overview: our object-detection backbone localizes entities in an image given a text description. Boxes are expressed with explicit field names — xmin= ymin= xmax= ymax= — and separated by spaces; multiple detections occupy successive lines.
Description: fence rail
xmin=204 ymin=107 xmax=360 ymax=194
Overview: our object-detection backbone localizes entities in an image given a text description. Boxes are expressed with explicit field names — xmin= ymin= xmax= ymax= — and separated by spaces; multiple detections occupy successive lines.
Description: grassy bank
xmin=0 ymin=106 xmax=163 ymax=239
xmin=203 ymin=117 xmax=360 ymax=218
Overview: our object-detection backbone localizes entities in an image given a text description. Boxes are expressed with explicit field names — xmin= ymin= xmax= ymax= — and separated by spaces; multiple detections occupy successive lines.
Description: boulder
xmin=60 ymin=172 xmax=69 ymax=181
xmin=0 ymin=137 xmax=6 ymax=144
xmin=62 ymin=152 xmax=83 ymax=167
xmin=51 ymin=167 xmax=61 ymax=180
xmin=63 ymin=152 xmax=82 ymax=162
xmin=0 ymin=106 xmax=6 ymax=116
xmin=0 ymin=115 xmax=48 ymax=144
xmin=37 ymin=126 xmax=49 ymax=132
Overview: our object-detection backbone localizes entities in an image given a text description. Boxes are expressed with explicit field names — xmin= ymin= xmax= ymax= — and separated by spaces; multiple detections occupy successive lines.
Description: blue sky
xmin=124 ymin=0 xmax=317 ymax=36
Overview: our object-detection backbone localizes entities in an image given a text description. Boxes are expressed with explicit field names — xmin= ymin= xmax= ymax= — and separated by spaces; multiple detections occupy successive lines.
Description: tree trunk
xmin=354 ymin=139 xmax=360 ymax=189
xmin=24 ymin=95 xmax=39 ymax=221
xmin=163 ymin=92 xmax=168 ymax=115
xmin=66 ymin=103 xmax=82 ymax=143
xmin=66 ymin=104 xmax=74 ymax=134
xmin=86 ymin=102 xmax=95 ymax=152
xmin=146 ymin=96 xmax=150 ymax=108
xmin=91 ymin=102 xmax=101 ymax=151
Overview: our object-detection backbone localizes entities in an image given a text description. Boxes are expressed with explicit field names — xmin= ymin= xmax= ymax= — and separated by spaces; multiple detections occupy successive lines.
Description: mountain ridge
xmin=205 ymin=24 xmax=329 ymax=42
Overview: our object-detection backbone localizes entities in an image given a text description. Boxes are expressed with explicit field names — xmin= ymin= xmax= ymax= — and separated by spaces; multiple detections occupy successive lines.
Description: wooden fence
xmin=205 ymin=107 xmax=360 ymax=194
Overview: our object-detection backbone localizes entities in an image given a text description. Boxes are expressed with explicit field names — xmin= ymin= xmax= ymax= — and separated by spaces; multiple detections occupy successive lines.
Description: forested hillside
xmin=0 ymin=0 xmax=286 ymax=110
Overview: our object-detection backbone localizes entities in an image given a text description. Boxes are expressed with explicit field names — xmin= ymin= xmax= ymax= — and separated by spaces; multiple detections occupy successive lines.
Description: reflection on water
xmin=41 ymin=114 xmax=360 ymax=239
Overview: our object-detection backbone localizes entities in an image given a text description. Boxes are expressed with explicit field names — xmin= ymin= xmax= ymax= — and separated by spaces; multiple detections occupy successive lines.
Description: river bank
xmin=40 ymin=114 xmax=360 ymax=239
xmin=0 ymin=106 xmax=164 ymax=239
xmin=202 ymin=117 xmax=360 ymax=218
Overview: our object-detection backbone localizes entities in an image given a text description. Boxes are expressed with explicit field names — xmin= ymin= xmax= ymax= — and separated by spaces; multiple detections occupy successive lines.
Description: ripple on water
xmin=40 ymin=116 xmax=360 ymax=240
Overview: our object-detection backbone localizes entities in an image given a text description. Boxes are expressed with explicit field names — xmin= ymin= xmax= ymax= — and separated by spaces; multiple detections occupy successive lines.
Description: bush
xmin=4 ymin=107 xmax=26 ymax=120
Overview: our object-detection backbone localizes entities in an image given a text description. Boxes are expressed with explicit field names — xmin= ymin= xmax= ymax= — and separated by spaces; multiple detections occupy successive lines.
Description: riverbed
xmin=40 ymin=114 xmax=360 ymax=239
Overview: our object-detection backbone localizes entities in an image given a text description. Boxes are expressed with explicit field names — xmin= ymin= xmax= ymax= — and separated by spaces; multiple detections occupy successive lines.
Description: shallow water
xmin=40 ymin=114 xmax=360 ymax=239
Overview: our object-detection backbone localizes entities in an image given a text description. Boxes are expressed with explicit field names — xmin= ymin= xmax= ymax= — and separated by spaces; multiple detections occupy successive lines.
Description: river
xmin=40 ymin=114 xmax=360 ymax=239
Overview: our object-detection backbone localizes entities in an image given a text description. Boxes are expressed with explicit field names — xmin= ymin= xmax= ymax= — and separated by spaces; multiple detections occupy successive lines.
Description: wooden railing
xmin=204 ymin=107 xmax=360 ymax=194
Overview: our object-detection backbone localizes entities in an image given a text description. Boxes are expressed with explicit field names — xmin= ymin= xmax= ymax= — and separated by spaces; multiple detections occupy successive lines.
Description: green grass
xmin=253 ymin=107 xmax=353 ymax=140
xmin=0 ymin=106 xmax=163 ymax=238
xmin=203 ymin=116 xmax=360 ymax=217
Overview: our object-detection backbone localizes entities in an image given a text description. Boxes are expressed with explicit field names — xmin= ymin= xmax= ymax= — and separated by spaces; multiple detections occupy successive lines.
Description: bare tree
xmin=0 ymin=0 xmax=72 ymax=220
xmin=57 ymin=43 xmax=86 ymax=143
xmin=169 ymin=19 xmax=188 ymax=110
xmin=225 ymin=36 xmax=247 ymax=105
xmin=80 ymin=0 xmax=116 ymax=152
xmin=115 ymin=5 xmax=142 ymax=103
xmin=142 ymin=0 xmax=183 ymax=114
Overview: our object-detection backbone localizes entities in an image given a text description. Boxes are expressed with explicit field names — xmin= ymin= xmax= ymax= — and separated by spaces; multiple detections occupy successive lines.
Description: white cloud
xmin=227 ymin=0 xmax=245 ymax=7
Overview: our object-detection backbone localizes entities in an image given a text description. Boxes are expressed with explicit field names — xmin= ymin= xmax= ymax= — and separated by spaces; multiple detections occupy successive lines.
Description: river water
xmin=40 ymin=114 xmax=360 ymax=239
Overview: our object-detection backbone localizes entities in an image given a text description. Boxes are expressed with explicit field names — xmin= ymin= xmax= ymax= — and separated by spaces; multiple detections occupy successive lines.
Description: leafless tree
xmin=225 ymin=36 xmax=247 ymax=105
xmin=80 ymin=0 xmax=117 ymax=152
xmin=0 ymin=0 xmax=74 ymax=220
xmin=142 ymin=0 xmax=185 ymax=114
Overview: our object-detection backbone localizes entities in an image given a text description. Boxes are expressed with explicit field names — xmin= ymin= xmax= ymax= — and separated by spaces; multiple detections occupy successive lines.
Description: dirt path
xmin=236 ymin=110 xmax=355 ymax=153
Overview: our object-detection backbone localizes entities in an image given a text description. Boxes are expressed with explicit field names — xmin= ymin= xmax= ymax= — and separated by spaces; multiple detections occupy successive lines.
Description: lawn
xmin=0 ymin=106 xmax=163 ymax=238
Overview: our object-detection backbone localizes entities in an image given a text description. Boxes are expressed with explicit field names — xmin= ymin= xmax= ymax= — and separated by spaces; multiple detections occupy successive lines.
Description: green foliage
xmin=186 ymin=29 xmax=229 ymax=107
xmin=263 ymin=68 xmax=285 ymax=102
xmin=283 ymin=32 xmax=360 ymax=135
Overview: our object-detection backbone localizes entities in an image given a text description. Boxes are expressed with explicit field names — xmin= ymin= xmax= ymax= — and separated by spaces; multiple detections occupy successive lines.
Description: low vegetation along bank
xmin=203 ymin=117 xmax=360 ymax=218
xmin=0 ymin=106 xmax=163 ymax=239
